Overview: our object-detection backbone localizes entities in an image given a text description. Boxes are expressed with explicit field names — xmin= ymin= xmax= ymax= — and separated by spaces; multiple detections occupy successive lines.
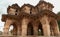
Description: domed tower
xmin=36 ymin=0 xmax=54 ymax=12
xmin=7 ymin=4 xmax=20 ymax=15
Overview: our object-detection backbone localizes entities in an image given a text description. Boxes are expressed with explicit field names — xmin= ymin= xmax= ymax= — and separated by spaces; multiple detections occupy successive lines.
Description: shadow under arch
xmin=38 ymin=22 xmax=43 ymax=36
xmin=27 ymin=22 xmax=33 ymax=35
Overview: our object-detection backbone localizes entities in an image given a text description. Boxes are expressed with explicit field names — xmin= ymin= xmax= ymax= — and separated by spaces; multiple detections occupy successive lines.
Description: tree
xmin=57 ymin=11 xmax=60 ymax=30
xmin=57 ymin=12 xmax=60 ymax=16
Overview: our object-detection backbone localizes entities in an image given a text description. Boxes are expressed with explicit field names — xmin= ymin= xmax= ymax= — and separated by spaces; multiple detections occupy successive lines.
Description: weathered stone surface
xmin=1 ymin=0 xmax=60 ymax=36
xmin=3 ymin=19 xmax=13 ymax=35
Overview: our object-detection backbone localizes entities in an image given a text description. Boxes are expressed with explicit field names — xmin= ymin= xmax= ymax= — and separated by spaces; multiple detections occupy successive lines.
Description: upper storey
xmin=7 ymin=0 xmax=54 ymax=15
xmin=21 ymin=4 xmax=38 ymax=15
xmin=7 ymin=4 xmax=20 ymax=15
xmin=2 ymin=0 xmax=59 ymax=22
xmin=36 ymin=0 xmax=54 ymax=12
xmin=21 ymin=4 xmax=32 ymax=14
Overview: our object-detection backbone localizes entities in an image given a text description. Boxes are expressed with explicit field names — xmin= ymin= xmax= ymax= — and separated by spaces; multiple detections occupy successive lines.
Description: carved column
xmin=40 ymin=16 xmax=50 ymax=36
xmin=50 ymin=27 xmax=54 ymax=36
xmin=53 ymin=20 xmax=59 ymax=36
xmin=22 ymin=18 xmax=29 ymax=36
xmin=16 ymin=21 xmax=22 ymax=36
xmin=17 ymin=24 xmax=21 ymax=36
xmin=17 ymin=22 xmax=22 ymax=36
xmin=13 ymin=27 xmax=17 ymax=35
xmin=33 ymin=23 xmax=38 ymax=36
xmin=20 ymin=25 xmax=22 ymax=35
xmin=3 ymin=19 xmax=12 ymax=35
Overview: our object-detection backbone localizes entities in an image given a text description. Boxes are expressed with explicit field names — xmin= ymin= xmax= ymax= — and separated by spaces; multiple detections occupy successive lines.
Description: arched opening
xmin=9 ymin=23 xmax=17 ymax=35
xmin=38 ymin=22 xmax=43 ymax=36
xmin=9 ymin=25 xmax=13 ymax=35
xmin=27 ymin=22 xmax=33 ymax=35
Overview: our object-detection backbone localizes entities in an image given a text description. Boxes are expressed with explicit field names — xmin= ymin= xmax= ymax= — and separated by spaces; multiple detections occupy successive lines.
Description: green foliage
xmin=57 ymin=20 xmax=60 ymax=30
xmin=57 ymin=11 xmax=60 ymax=30
xmin=57 ymin=12 xmax=60 ymax=15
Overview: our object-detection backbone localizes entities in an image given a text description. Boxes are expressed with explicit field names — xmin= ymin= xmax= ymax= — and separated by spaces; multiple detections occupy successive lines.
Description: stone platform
xmin=0 ymin=35 xmax=60 ymax=37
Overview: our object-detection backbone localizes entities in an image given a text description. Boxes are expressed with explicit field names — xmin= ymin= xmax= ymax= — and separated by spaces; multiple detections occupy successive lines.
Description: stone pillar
xmin=42 ymin=24 xmax=50 ymax=36
xmin=50 ymin=27 xmax=54 ymax=36
xmin=15 ymin=22 xmax=22 ymax=36
xmin=53 ymin=20 xmax=59 ymax=36
xmin=20 ymin=26 xmax=22 ymax=35
xmin=17 ymin=25 xmax=21 ymax=36
xmin=40 ymin=16 xmax=50 ymax=36
xmin=13 ymin=27 xmax=17 ymax=35
xmin=22 ymin=18 xmax=29 ymax=36
xmin=17 ymin=22 xmax=22 ymax=36
xmin=33 ymin=23 xmax=38 ymax=36
xmin=3 ymin=19 xmax=12 ymax=35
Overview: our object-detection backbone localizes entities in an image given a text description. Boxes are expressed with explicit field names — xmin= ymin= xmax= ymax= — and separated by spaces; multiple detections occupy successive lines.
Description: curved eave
xmin=1 ymin=14 xmax=20 ymax=22
xmin=39 ymin=10 xmax=58 ymax=19
xmin=1 ymin=14 xmax=39 ymax=22
xmin=1 ymin=10 xmax=58 ymax=22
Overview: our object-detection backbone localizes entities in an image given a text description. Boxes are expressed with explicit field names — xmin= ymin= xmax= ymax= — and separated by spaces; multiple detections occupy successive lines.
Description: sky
xmin=0 ymin=0 xmax=60 ymax=32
